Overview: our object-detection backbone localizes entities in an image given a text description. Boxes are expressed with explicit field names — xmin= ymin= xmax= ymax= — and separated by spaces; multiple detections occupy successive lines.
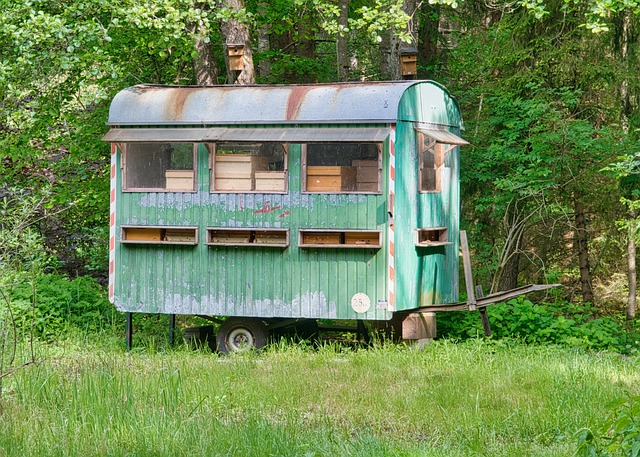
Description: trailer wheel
xmin=216 ymin=318 xmax=268 ymax=354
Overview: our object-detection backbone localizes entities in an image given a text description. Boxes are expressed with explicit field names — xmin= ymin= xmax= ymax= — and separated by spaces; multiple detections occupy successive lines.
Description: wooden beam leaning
xmin=460 ymin=230 xmax=477 ymax=311
xmin=475 ymin=285 xmax=492 ymax=337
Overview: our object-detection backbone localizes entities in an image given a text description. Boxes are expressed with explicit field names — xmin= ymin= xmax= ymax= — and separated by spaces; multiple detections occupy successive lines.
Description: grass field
xmin=0 ymin=338 xmax=638 ymax=456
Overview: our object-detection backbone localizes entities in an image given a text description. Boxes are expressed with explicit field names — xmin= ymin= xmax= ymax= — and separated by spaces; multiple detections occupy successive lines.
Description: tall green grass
xmin=0 ymin=339 xmax=638 ymax=456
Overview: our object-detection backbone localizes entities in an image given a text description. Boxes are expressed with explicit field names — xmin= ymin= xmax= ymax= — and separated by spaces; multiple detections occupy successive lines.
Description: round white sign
xmin=351 ymin=293 xmax=371 ymax=314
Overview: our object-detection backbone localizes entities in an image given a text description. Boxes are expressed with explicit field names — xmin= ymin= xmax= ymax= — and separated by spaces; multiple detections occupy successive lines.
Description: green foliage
xmin=0 ymin=187 xmax=55 ymax=381
xmin=261 ymin=0 xmax=412 ymax=44
xmin=603 ymin=144 xmax=640 ymax=245
xmin=438 ymin=297 xmax=638 ymax=352
xmin=460 ymin=85 xmax=620 ymax=289
xmin=0 ymin=0 xmax=226 ymax=279
xmin=444 ymin=5 xmax=629 ymax=292
xmin=8 ymin=274 xmax=115 ymax=339
xmin=257 ymin=50 xmax=338 ymax=84
xmin=616 ymin=198 xmax=640 ymax=241
xmin=577 ymin=395 xmax=640 ymax=456
xmin=0 ymin=189 xmax=52 ymax=283
xmin=349 ymin=0 xmax=412 ymax=43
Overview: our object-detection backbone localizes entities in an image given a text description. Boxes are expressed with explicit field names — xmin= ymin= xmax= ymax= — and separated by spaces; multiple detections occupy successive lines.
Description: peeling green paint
xmin=110 ymin=82 xmax=465 ymax=320
xmin=115 ymin=139 xmax=391 ymax=320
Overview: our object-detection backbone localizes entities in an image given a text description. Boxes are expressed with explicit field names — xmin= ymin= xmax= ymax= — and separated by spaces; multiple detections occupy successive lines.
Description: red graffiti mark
xmin=278 ymin=210 xmax=291 ymax=219
xmin=254 ymin=201 xmax=282 ymax=214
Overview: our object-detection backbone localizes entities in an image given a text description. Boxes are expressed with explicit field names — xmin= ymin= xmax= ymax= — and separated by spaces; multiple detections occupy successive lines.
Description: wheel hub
xmin=227 ymin=328 xmax=254 ymax=352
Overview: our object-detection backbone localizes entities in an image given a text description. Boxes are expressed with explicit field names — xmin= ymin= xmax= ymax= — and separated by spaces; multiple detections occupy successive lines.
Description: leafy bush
xmin=577 ymin=395 xmax=640 ymax=456
xmin=0 ymin=188 xmax=53 ymax=368
xmin=8 ymin=274 xmax=116 ymax=339
xmin=437 ymin=297 xmax=638 ymax=353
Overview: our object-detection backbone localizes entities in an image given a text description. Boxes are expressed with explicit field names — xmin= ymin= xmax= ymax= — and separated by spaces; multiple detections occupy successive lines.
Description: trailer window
xmin=122 ymin=143 xmax=196 ymax=192
xmin=417 ymin=133 xmax=444 ymax=193
xmin=211 ymin=142 xmax=287 ymax=193
xmin=303 ymin=143 xmax=381 ymax=193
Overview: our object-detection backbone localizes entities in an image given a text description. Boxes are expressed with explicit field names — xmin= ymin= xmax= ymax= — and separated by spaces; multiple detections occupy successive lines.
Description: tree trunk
xmin=628 ymin=225 xmax=637 ymax=319
xmin=620 ymin=11 xmax=635 ymax=318
xmin=257 ymin=2 xmax=271 ymax=80
xmin=574 ymin=197 xmax=594 ymax=303
xmin=498 ymin=249 xmax=520 ymax=292
xmin=220 ymin=0 xmax=255 ymax=85
xmin=189 ymin=2 xmax=220 ymax=86
xmin=193 ymin=26 xmax=219 ymax=85
xmin=295 ymin=17 xmax=317 ymax=83
xmin=379 ymin=32 xmax=400 ymax=80
xmin=490 ymin=199 xmax=532 ymax=294
xmin=380 ymin=0 xmax=416 ymax=80
xmin=417 ymin=4 xmax=439 ymax=78
xmin=336 ymin=0 xmax=350 ymax=81
xmin=620 ymin=11 xmax=630 ymax=133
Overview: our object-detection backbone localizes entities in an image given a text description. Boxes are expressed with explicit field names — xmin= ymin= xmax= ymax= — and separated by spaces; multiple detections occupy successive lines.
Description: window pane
xmin=212 ymin=142 xmax=287 ymax=192
xmin=305 ymin=143 xmax=380 ymax=193
xmin=124 ymin=143 xmax=195 ymax=191
xmin=418 ymin=133 xmax=442 ymax=192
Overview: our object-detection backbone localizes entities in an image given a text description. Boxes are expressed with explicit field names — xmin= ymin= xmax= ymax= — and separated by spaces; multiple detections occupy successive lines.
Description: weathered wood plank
xmin=460 ymin=230 xmax=477 ymax=311
xmin=476 ymin=284 xmax=492 ymax=337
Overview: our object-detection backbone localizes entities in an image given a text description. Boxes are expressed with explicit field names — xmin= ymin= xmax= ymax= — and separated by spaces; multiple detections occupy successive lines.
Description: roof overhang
xmin=102 ymin=128 xmax=208 ymax=143
xmin=415 ymin=127 xmax=469 ymax=146
xmin=102 ymin=127 xmax=392 ymax=143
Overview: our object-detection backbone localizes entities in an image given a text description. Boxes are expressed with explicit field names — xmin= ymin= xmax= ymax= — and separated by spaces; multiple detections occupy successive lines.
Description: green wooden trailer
xmin=104 ymin=81 xmax=551 ymax=352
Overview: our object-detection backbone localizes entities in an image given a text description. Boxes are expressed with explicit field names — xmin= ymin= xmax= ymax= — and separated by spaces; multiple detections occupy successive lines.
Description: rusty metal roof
xmin=107 ymin=81 xmax=454 ymax=126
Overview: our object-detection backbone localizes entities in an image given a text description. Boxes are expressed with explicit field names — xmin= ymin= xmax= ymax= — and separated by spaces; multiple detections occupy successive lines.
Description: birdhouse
xmin=227 ymin=44 xmax=245 ymax=71
xmin=400 ymin=47 xmax=418 ymax=77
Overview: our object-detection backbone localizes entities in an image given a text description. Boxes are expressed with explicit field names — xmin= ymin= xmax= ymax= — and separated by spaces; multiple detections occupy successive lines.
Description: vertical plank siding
xmin=393 ymin=126 xmax=461 ymax=310
xmin=115 ymin=137 xmax=390 ymax=320
xmin=111 ymin=81 xmax=465 ymax=320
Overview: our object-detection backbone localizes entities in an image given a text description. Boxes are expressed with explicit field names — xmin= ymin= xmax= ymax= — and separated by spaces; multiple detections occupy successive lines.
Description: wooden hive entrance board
xmin=207 ymin=228 xmax=289 ymax=247
xmin=121 ymin=227 xmax=198 ymax=244
xmin=299 ymin=230 xmax=381 ymax=248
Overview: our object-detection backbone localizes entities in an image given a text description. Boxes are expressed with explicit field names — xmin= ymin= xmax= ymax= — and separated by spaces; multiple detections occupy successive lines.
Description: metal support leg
xmin=168 ymin=314 xmax=176 ymax=346
xmin=126 ymin=312 xmax=133 ymax=350
xmin=357 ymin=320 xmax=371 ymax=344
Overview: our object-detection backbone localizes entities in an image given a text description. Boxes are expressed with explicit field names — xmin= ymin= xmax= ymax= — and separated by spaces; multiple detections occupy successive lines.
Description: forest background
xmin=1 ymin=0 xmax=640 ymax=342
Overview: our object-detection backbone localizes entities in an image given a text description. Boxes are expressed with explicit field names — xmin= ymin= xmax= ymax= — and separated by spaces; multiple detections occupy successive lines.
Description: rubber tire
xmin=216 ymin=318 xmax=268 ymax=354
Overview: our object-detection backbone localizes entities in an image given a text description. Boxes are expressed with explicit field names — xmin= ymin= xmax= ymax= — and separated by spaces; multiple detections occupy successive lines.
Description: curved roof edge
xmin=107 ymin=81 xmax=463 ymax=128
